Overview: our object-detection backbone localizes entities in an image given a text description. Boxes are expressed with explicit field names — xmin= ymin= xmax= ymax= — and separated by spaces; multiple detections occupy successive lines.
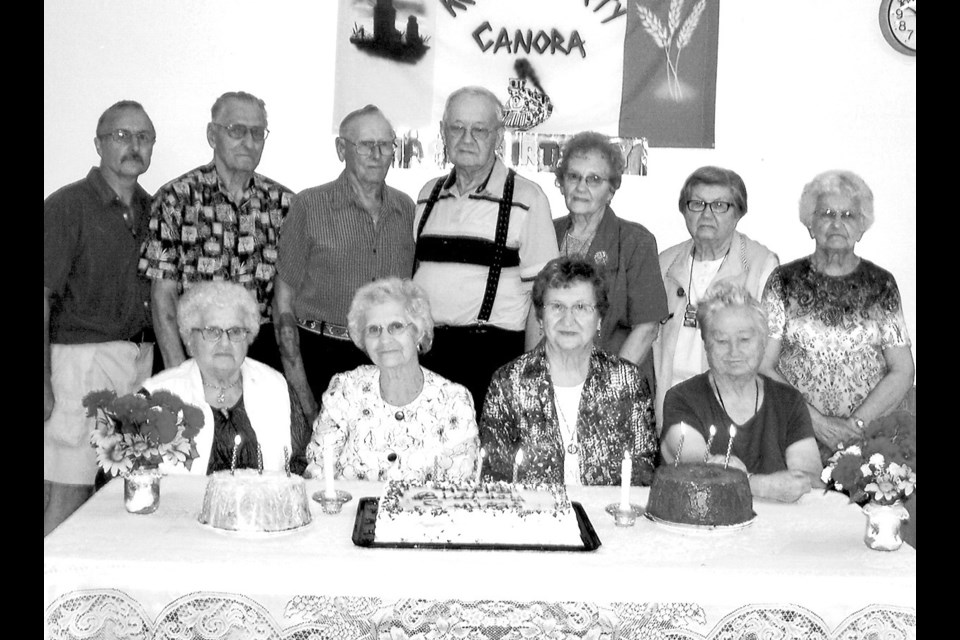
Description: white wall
xmin=44 ymin=0 xmax=916 ymax=369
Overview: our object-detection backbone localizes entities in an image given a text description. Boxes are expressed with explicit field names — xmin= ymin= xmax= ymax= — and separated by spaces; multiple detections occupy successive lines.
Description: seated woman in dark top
xmin=140 ymin=281 xmax=310 ymax=475
xmin=660 ymin=282 xmax=822 ymax=502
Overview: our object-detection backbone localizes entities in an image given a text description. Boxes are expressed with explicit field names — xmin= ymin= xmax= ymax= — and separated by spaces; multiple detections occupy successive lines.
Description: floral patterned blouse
xmin=479 ymin=343 xmax=657 ymax=486
xmin=762 ymin=257 xmax=911 ymax=420
xmin=305 ymin=366 xmax=479 ymax=482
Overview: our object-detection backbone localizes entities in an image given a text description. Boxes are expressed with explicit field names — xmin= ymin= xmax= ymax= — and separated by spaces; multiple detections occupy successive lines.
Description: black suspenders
xmin=415 ymin=169 xmax=517 ymax=324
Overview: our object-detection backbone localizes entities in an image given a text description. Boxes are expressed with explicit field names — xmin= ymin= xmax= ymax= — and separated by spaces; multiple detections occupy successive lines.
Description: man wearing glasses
xmin=44 ymin=100 xmax=158 ymax=535
xmin=139 ymin=91 xmax=294 ymax=373
xmin=274 ymin=105 xmax=415 ymax=423
xmin=413 ymin=86 xmax=559 ymax=414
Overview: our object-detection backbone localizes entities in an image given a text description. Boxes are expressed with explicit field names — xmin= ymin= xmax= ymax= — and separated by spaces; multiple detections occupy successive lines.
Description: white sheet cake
xmin=374 ymin=480 xmax=584 ymax=546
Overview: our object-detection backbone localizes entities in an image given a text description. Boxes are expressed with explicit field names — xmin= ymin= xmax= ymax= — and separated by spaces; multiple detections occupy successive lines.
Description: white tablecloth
xmin=44 ymin=476 xmax=916 ymax=639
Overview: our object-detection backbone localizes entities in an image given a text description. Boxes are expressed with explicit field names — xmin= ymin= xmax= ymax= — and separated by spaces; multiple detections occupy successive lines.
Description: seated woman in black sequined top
xmin=140 ymin=281 xmax=310 ymax=475
xmin=479 ymin=256 xmax=657 ymax=486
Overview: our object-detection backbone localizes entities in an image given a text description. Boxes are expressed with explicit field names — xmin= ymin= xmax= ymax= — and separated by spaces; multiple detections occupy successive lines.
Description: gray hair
xmin=697 ymin=281 xmax=769 ymax=345
xmin=96 ymin=100 xmax=151 ymax=136
xmin=347 ymin=278 xmax=435 ymax=354
xmin=678 ymin=166 xmax=748 ymax=217
xmin=339 ymin=104 xmax=394 ymax=138
xmin=798 ymin=169 xmax=875 ymax=232
xmin=177 ymin=281 xmax=261 ymax=346
xmin=210 ymin=91 xmax=267 ymax=123
xmin=442 ymin=86 xmax=504 ymax=124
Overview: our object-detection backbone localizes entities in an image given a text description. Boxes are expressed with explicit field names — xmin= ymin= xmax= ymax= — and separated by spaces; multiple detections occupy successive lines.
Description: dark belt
xmin=127 ymin=327 xmax=156 ymax=344
xmin=434 ymin=324 xmax=516 ymax=336
xmin=297 ymin=319 xmax=352 ymax=341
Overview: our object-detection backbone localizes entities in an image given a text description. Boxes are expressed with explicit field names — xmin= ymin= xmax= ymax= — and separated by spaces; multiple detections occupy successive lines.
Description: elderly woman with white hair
xmin=760 ymin=170 xmax=915 ymax=462
xmin=305 ymin=278 xmax=479 ymax=483
xmin=661 ymin=282 xmax=822 ymax=503
xmin=140 ymin=281 xmax=310 ymax=475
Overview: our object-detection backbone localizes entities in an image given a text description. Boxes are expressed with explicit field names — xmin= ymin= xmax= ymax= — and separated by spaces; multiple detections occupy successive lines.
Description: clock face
xmin=881 ymin=0 xmax=916 ymax=55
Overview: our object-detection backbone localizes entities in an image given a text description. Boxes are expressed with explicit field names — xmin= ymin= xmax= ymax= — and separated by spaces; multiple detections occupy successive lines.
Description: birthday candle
xmin=512 ymin=448 xmax=524 ymax=484
xmin=674 ymin=423 xmax=687 ymax=468
xmin=619 ymin=450 xmax=632 ymax=510
xmin=230 ymin=434 xmax=241 ymax=475
xmin=323 ymin=436 xmax=337 ymax=499
xmin=703 ymin=425 xmax=717 ymax=462
xmin=475 ymin=447 xmax=486 ymax=485
xmin=283 ymin=446 xmax=290 ymax=477
xmin=723 ymin=425 xmax=737 ymax=469
xmin=256 ymin=442 xmax=263 ymax=474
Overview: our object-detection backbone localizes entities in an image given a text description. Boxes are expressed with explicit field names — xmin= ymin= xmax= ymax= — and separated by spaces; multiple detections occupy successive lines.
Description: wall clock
xmin=879 ymin=0 xmax=916 ymax=56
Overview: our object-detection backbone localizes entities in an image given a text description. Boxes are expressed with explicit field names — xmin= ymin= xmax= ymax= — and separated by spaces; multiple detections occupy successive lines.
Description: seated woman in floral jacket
xmin=479 ymin=257 xmax=657 ymax=486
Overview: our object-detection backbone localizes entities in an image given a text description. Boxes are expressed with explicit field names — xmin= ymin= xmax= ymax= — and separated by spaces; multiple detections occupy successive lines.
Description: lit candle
xmin=703 ymin=425 xmax=717 ymax=462
xmin=256 ymin=442 xmax=263 ymax=475
xmin=512 ymin=448 xmax=524 ymax=484
xmin=723 ymin=425 xmax=737 ymax=469
xmin=674 ymin=423 xmax=687 ymax=468
xmin=323 ymin=436 xmax=337 ymax=499
xmin=619 ymin=450 xmax=632 ymax=510
xmin=283 ymin=446 xmax=290 ymax=477
xmin=475 ymin=447 xmax=486 ymax=485
xmin=230 ymin=434 xmax=241 ymax=475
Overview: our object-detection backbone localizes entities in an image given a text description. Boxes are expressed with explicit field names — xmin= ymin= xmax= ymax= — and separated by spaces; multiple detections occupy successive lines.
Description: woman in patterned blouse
xmin=760 ymin=170 xmax=915 ymax=462
xmin=305 ymin=278 xmax=479 ymax=482
xmin=479 ymin=257 xmax=657 ymax=486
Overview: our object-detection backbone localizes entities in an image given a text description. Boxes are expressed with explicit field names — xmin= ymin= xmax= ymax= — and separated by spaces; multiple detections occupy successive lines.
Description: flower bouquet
xmin=84 ymin=389 xmax=205 ymax=477
xmin=821 ymin=410 xmax=916 ymax=506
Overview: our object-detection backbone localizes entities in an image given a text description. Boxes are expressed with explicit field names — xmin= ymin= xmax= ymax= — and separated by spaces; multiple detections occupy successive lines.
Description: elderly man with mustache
xmin=139 ymin=91 xmax=294 ymax=374
xmin=44 ymin=100 xmax=159 ymax=535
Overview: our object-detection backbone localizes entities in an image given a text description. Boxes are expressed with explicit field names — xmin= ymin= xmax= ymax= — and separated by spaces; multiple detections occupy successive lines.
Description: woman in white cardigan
xmin=142 ymin=281 xmax=309 ymax=475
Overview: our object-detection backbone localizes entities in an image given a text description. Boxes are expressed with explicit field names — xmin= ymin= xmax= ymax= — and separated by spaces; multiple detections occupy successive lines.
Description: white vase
xmin=862 ymin=500 xmax=909 ymax=551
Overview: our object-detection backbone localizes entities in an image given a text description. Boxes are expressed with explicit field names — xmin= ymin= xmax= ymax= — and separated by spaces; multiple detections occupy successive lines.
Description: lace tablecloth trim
xmin=44 ymin=590 xmax=916 ymax=640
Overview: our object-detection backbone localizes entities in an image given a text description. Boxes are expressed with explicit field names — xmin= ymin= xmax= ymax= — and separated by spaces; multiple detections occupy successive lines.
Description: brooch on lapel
xmin=593 ymin=250 xmax=608 ymax=266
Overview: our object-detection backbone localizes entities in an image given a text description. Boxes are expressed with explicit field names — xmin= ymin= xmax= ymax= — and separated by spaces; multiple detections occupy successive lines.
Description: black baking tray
xmin=351 ymin=496 xmax=601 ymax=551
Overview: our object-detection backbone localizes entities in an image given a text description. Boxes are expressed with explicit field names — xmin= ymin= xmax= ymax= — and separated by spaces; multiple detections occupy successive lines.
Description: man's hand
xmin=44 ymin=377 xmax=55 ymax=421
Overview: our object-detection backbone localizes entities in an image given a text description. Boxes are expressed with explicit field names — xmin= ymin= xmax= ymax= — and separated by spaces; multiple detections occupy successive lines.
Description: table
xmin=44 ymin=476 xmax=916 ymax=639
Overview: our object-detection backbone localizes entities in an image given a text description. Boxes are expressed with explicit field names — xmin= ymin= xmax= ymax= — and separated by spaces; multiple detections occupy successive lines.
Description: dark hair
xmin=531 ymin=256 xmax=610 ymax=320
xmin=678 ymin=166 xmax=748 ymax=216
xmin=96 ymin=100 xmax=150 ymax=136
xmin=554 ymin=131 xmax=625 ymax=190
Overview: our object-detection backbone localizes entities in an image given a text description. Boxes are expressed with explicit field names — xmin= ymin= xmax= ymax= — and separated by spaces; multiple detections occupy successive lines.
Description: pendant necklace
xmin=712 ymin=375 xmax=760 ymax=424
xmin=203 ymin=376 xmax=242 ymax=404
xmin=555 ymin=399 xmax=581 ymax=456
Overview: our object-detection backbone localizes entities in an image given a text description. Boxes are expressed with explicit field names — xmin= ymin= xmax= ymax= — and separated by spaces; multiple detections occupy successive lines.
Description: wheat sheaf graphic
xmin=635 ymin=0 xmax=707 ymax=101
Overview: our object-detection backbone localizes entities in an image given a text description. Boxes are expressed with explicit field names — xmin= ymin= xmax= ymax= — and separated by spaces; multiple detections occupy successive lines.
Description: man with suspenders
xmin=413 ymin=86 xmax=559 ymax=414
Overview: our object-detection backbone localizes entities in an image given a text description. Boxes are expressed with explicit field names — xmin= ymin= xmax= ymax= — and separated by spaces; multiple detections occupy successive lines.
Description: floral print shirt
xmin=138 ymin=162 xmax=294 ymax=320
xmin=762 ymin=257 xmax=911 ymax=419
xmin=479 ymin=343 xmax=657 ymax=486
xmin=306 ymin=366 xmax=479 ymax=482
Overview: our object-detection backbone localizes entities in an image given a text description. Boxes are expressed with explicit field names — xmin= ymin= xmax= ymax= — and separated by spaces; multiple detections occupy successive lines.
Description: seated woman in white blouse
xmin=305 ymin=278 xmax=479 ymax=482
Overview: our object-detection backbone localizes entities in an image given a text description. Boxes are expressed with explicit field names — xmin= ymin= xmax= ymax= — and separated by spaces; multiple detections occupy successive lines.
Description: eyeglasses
xmin=444 ymin=124 xmax=499 ymax=142
xmin=686 ymin=200 xmax=735 ymax=214
xmin=99 ymin=129 xmax=156 ymax=145
xmin=563 ymin=172 xmax=609 ymax=188
xmin=543 ymin=301 xmax=597 ymax=318
xmin=364 ymin=321 xmax=411 ymax=338
xmin=192 ymin=326 xmax=251 ymax=343
xmin=341 ymin=138 xmax=398 ymax=156
xmin=815 ymin=208 xmax=861 ymax=222
xmin=211 ymin=122 xmax=270 ymax=141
